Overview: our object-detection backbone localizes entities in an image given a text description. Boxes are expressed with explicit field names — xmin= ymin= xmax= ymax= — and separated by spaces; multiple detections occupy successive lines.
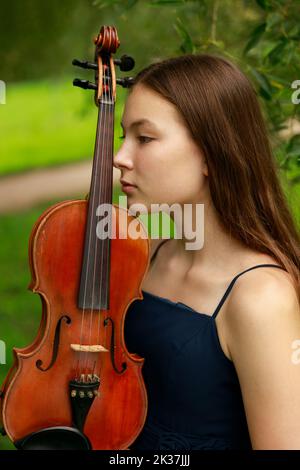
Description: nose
xmin=113 ymin=142 xmax=134 ymax=171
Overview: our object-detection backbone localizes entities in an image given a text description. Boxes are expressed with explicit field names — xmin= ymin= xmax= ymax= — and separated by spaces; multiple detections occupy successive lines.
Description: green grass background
xmin=0 ymin=78 xmax=127 ymax=176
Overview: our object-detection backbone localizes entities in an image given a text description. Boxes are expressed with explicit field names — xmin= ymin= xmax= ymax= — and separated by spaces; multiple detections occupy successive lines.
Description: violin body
xmin=1 ymin=200 xmax=149 ymax=449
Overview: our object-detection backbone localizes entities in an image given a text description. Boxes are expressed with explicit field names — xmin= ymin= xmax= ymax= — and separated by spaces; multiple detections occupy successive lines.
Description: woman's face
xmin=114 ymin=84 xmax=209 ymax=212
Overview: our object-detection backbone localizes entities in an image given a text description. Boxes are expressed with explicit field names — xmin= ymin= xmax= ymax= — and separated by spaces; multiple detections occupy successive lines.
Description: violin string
xmin=95 ymin=63 xmax=108 ymax=379
xmin=98 ymin=61 xmax=110 ymax=379
xmin=98 ymin=59 xmax=111 ymax=378
xmin=98 ymin=61 xmax=114 ymax=377
xmin=87 ymin=59 xmax=110 ymax=379
xmin=78 ymin=77 xmax=104 ymax=380
xmin=86 ymin=62 xmax=110 ymax=378
xmin=101 ymin=59 xmax=113 ymax=378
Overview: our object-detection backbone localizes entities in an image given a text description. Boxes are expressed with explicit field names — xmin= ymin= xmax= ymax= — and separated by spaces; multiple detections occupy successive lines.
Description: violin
xmin=0 ymin=25 xmax=149 ymax=450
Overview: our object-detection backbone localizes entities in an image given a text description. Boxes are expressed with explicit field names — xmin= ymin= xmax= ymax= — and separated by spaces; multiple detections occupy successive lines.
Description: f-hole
xmin=104 ymin=317 xmax=127 ymax=374
xmin=36 ymin=315 xmax=71 ymax=371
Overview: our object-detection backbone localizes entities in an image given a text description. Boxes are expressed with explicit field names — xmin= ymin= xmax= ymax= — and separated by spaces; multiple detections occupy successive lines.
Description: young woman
xmin=113 ymin=54 xmax=300 ymax=450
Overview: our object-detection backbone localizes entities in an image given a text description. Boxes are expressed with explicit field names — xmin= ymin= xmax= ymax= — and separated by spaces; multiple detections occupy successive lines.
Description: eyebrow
xmin=120 ymin=118 xmax=158 ymax=130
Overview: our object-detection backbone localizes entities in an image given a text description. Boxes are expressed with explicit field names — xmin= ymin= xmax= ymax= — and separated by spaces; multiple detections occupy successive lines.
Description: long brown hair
xmin=130 ymin=54 xmax=300 ymax=302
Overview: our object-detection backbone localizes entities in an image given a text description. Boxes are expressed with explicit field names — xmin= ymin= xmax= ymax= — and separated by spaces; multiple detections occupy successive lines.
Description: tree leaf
xmin=127 ymin=0 xmax=139 ymax=7
xmin=244 ymin=23 xmax=266 ymax=54
xmin=174 ymin=18 xmax=195 ymax=54
xmin=267 ymin=74 xmax=290 ymax=88
xmin=255 ymin=0 xmax=272 ymax=11
xmin=267 ymin=39 xmax=288 ymax=65
xmin=284 ymin=42 xmax=297 ymax=65
xmin=93 ymin=0 xmax=138 ymax=9
xmin=208 ymin=39 xmax=225 ymax=50
xmin=249 ymin=67 xmax=274 ymax=100
xmin=266 ymin=12 xmax=283 ymax=32
xmin=150 ymin=0 xmax=185 ymax=4
xmin=92 ymin=0 xmax=119 ymax=8
xmin=286 ymin=134 xmax=300 ymax=157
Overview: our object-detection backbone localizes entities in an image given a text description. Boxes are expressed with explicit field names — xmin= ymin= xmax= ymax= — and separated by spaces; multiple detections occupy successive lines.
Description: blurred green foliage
xmin=0 ymin=0 xmax=99 ymax=82
xmin=1 ymin=0 xmax=299 ymax=178
xmin=92 ymin=0 xmax=300 ymax=179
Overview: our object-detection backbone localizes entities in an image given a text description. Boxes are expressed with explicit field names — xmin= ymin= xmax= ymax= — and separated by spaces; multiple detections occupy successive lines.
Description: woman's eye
xmin=138 ymin=136 xmax=153 ymax=144
xmin=119 ymin=135 xmax=153 ymax=144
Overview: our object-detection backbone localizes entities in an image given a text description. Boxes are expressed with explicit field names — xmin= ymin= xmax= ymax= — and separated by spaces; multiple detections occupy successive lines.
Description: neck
xmin=170 ymin=197 xmax=252 ymax=278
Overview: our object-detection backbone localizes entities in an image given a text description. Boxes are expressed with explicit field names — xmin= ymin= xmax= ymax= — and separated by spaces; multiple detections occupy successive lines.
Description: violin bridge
xmin=70 ymin=344 xmax=108 ymax=352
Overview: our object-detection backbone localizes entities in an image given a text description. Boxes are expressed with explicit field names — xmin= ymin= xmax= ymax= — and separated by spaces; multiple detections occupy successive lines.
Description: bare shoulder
xmin=223 ymin=266 xmax=300 ymax=449
xmin=224 ymin=265 xmax=300 ymax=362
xmin=228 ymin=266 xmax=298 ymax=318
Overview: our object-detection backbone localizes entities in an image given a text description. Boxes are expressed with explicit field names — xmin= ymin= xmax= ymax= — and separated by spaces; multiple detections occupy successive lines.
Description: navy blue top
xmin=124 ymin=241 xmax=286 ymax=450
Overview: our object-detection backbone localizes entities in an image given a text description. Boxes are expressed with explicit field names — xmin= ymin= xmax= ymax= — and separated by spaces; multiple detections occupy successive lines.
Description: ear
xmin=203 ymin=160 xmax=208 ymax=177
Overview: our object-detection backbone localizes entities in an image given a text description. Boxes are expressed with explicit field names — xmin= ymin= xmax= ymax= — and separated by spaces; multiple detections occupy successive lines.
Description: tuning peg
xmin=72 ymin=59 xmax=97 ymax=70
xmin=114 ymin=55 xmax=135 ymax=72
xmin=116 ymin=77 xmax=135 ymax=88
xmin=73 ymin=78 xmax=97 ymax=90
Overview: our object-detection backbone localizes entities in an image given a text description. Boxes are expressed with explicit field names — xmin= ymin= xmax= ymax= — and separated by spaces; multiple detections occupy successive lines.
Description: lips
xmin=120 ymin=179 xmax=137 ymax=188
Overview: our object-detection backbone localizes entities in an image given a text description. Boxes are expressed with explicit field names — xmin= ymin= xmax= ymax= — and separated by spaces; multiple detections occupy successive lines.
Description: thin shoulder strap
xmin=150 ymin=239 xmax=171 ymax=264
xmin=212 ymin=264 xmax=287 ymax=319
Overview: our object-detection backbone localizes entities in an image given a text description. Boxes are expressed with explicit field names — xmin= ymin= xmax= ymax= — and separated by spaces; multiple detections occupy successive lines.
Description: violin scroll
xmin=72 ymin=25 xmax=135 ymax=105
xmin=93 ymin=25 xmax=120 ymax=54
